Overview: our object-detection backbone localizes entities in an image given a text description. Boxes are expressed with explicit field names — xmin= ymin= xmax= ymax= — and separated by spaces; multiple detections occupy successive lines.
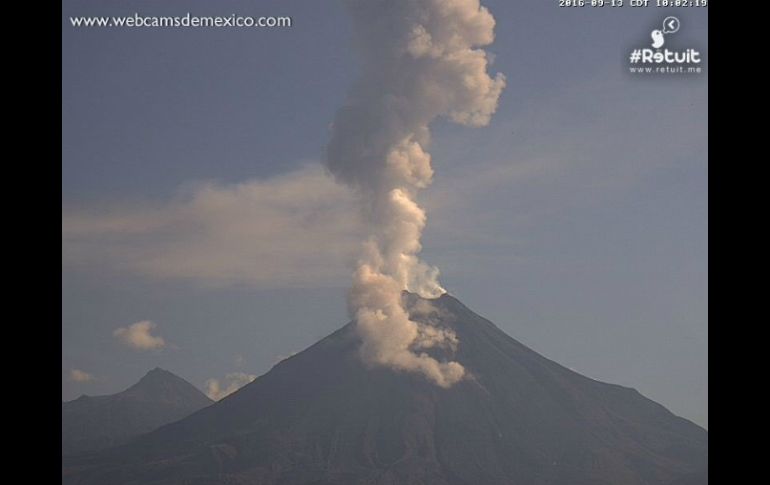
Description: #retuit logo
xmin=628 ymin=16 xmax=704 ymax=75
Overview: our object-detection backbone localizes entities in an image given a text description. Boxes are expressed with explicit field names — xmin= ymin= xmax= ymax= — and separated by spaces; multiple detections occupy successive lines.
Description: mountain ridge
xmin=63 ymin=293 xmax=707 ymax=484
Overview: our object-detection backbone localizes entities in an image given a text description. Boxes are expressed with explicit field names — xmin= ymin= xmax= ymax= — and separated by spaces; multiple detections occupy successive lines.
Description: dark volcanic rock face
xmin=62 ymin=367 xmax=213 ymax=455
xmin=62 ymin=294 xmax=707 ymax=485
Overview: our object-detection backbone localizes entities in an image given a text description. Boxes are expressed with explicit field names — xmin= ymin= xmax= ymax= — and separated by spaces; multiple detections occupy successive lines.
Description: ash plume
xmin=325 ymin=0 xmax=505 ymax=387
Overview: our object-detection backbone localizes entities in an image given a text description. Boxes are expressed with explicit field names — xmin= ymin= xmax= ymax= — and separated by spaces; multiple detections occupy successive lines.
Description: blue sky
xmin=62 ymin=0 xmax=708 ymax=427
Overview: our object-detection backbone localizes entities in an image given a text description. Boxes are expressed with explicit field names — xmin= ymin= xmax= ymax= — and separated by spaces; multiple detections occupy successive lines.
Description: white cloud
xmin=113 ymin=320 xmax=166 ymax=351
xmin=69 ymin=369 xmax=94 ymax=382
xmin=205 ymin=372 xmax=257 ymax=401
xmin=63 ymin=165 xmax=363 ymax=289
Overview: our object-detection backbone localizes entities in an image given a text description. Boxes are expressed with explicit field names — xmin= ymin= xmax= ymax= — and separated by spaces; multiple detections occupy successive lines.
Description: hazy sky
xmin=62 ymin=0 xmax=708 ymax=427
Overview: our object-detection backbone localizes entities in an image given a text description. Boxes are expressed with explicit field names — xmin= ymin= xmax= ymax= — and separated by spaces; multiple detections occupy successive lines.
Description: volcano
xmin=62 ymin=294 xmax=707 ymax=485
xmin=62 ymin=367 xmax=213 ymax=455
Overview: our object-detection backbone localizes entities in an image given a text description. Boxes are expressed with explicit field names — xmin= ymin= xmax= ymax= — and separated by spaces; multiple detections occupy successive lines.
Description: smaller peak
xmin=136 ymin=367 xmax=176 ymax=384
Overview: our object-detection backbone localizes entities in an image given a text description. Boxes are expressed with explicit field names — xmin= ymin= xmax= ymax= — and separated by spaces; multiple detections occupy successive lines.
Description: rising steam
xmin=325 ymin=0 xmax=505 ymax=387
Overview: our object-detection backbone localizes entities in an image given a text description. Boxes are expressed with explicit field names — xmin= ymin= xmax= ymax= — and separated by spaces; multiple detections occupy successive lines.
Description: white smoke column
xmin=326 ymin=0 xmax=505 ymax=387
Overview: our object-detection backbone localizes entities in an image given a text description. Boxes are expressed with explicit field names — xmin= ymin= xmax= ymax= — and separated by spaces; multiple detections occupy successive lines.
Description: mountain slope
xmin=63 ymin=294 xmax=707 ymax=484
xmin=62 ymin=367 xmax=213 ymax=455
